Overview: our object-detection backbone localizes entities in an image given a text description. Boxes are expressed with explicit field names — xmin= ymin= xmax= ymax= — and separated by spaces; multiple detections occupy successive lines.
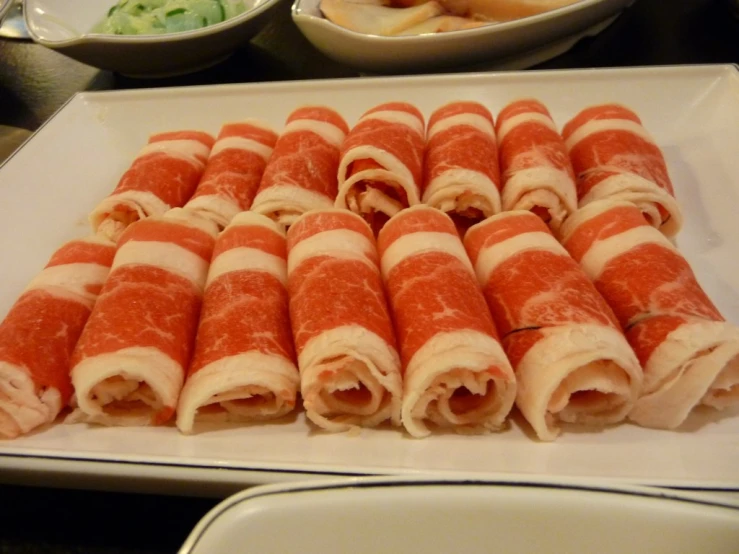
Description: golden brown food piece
xmin=394 ymin=0 xmax=583 ymax=21
xmin=321 ymin=0 xmax=445 ymax=35
xmin=321 ymin=0 xmax=584 ymax=36
xmin=398 ymin=14 xmax=489 ymax=34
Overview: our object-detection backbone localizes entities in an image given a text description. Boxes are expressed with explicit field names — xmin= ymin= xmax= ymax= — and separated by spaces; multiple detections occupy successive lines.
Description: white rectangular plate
xmin=1 ymin=65 xmax=739 ymax=494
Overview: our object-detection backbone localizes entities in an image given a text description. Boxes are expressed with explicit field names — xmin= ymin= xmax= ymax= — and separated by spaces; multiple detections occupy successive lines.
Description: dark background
xmin=1 ymin=0 xmax=738 ymax=131
xmin=0 ymin=0 xmax=738 ymax=552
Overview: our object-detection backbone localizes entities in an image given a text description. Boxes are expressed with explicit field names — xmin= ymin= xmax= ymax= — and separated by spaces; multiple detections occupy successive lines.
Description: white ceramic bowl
xmin=24 ymin=0 xmax=284 ymax=77
xmin=292 ymin=0 xmax=637 ymax=74
xmin=180 ymin=476 xmax=739 ymax=554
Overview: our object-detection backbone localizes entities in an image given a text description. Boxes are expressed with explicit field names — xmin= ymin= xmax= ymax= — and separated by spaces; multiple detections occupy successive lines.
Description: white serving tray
xmin=1 ymin=64 xmax=738 ymax=495
xmin=179 ymin=476 xmax=739 ymax=554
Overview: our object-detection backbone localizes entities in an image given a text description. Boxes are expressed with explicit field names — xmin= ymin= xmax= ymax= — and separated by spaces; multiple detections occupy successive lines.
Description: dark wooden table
xmin=0 ymin=0 xmax=737 ymax=552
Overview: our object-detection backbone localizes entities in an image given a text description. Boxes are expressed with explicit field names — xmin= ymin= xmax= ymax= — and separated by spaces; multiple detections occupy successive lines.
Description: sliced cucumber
xmin=96 ymin=0 xmax=248 ymax=35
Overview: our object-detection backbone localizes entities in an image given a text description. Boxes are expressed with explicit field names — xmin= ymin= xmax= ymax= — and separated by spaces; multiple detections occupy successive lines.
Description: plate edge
xmin=71 ymin=64 xmax=739 ymax=105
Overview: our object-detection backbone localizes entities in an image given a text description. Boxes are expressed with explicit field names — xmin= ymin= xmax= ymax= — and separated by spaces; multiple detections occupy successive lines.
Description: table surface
xmin=1 ymin=0 xmax=738 ymax=552
xmin=2 ymin=0 xmax=739 ymax=131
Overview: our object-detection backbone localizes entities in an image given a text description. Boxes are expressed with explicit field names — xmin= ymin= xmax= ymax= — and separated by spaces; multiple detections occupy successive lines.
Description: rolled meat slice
xmin=251 ymin=106 xmax=349 ymax=228
xmin=559 ymin=199 xmax=739 ymax=429
xmin=0 ymin=236 xmax=116 ymax=438
xmin=496 ymin=99 xmax=578 ymax=232
xmin=69 ymin=208 xmax=219 ymax=426
xmin=177 ymin=212 xmax=300 ymax=433
xmin=336 ymin=102 xmax=425 ymax=232
xmin=422 ymin=101 xmax=502 ymax=233
xmin=184 ymin=120 xmax=278 ymax=229
xmin=464 ymin=210 xmax=642 ymax=441
xmin=562 ymin=103 xmax=682 ymax=237
xmin=90 ymin=130 xmax=215 ymax=242
xmin=378 ymin=205 xmax=516 ymax=438
xmin=286 ymin=209 xmax=402 ymax=431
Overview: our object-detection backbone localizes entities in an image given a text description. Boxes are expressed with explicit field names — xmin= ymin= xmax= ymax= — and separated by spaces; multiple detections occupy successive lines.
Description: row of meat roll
xmin=327 ymin=98 xmax=682 ymax=239
xmin=0 ymin=119 xmax=281 ymax=438
xmin=1 ymin=129 xmax=218 ymax=439
xmin=5 ymin=98 xmax=682 ymax=251
xmin=69 ymin=202 xmax=735 ymax=438
xmin=69 ymin=209 xmax=301 ymax=432
xmin=1 ymin=99 xmax=734 ymax=440
xmin=68 ymin=117 xmax=296 ymax=429
xmin=4 ymin=199 xmax=736 ymax=440
xmin=0 ymin=105 xmax=350 ymax=438
xmin=0 ymin=98 xmax=473 ymax=437
xmin=89 ymin=99 xmax=677 ymax=243
xmin=90 ymin=122 xmax=279 ymax=240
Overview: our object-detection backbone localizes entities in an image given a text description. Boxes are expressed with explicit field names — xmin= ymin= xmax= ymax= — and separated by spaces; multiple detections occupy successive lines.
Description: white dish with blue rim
xmin=179 ymin=476 xmax=739 ymax=554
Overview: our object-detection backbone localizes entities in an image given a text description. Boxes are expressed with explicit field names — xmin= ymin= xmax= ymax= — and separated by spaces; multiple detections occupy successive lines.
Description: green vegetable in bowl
xmin=93 ymin=0 xmax=250 ymax=35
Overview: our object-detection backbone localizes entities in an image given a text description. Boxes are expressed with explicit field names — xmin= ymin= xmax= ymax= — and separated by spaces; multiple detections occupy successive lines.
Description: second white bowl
xmin=291 ymin=0 xmax=637 ymax=73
